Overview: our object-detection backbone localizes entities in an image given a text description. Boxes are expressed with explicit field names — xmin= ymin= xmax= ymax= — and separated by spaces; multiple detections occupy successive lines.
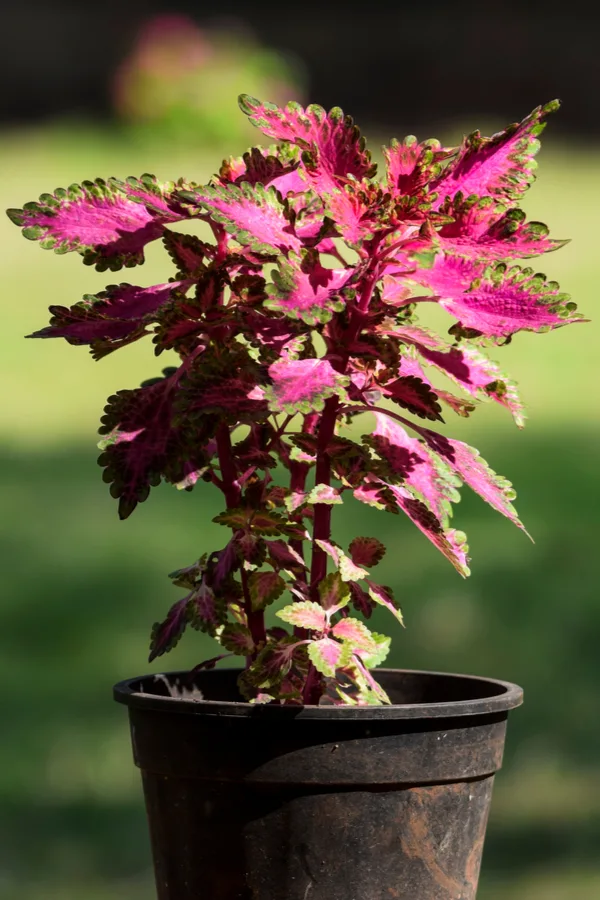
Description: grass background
xmin=0 ymin=120 xmax=598 ymax=899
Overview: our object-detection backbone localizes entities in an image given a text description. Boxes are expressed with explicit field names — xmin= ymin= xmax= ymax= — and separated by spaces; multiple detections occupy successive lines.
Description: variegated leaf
xmin=248 ymin=571 xmax=286 ymax=611
xmin=433 ymin=100 xmax=559 ymax=203
xmin=266 ymin=251 xmax=353 ymax=324
xmin=307 ymin=637 xmax=351 ymax=678
xmin=412 ymin=255 xmax=580 ymax=340
xmin=7 ymin=175 xmax=188 ymax=271
xmin=178 ymin=182 xmax=303 ymax=255
xmin=266 ymin=357 xmax=349 ymax=414
xmin=276 ymin=600 xmax=328 ymax=631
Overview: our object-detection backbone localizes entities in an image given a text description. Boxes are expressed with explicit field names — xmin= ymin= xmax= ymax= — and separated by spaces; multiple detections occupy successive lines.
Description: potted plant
xmin=7 ymin=95 xmax=581 ymax=899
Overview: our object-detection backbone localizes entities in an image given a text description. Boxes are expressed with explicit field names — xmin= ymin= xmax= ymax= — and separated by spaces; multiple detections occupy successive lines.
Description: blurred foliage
xmin=0 ymin=104 xmax=598 ymax=899
xmin=113 ymin=14 xmax=304 ymax=148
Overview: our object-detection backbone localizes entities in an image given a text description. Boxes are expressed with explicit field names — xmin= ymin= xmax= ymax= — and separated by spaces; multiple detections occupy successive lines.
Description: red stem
xmin=302 ymin=263 xmax=381 ymax=704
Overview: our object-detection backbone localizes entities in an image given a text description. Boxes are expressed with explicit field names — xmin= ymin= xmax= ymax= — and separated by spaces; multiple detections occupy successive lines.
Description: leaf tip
xmin=238 ymin=94 xmax=260 ymax=116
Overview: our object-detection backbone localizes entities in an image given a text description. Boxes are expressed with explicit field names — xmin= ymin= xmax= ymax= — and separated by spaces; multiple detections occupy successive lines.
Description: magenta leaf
xmin=148 ymin=596 xmax=190 ymax=662
xmin=394 ymin=325 xmax=527 ymax=425
xmin=218 ymin=145 xmax=305 ymax=194
xmin=239 ymin=96 xmax=375 ymax=188
xmin=307 ymin=638 xmax=351 ymax=678
xmin=406 ymin=423 xmax=528 ymax=534
xmin=178 ymin=182 xmax=303 ymax=256
xmin=28 ymin=281 xmax=188 ymax=355
xmin=383 ymin=135 xmax=452 ymax=198
xmin=248 ymin=571 xmax=286 ymax=611
xmin=370 ymin=413 xmax=459 ymax=522
xmin=412 ymin=255 xmax=580 ymax=340
xmin=266 ymin=357 xmax=349 ymax=414
xmin=266 ymin=251 xmax=353 ymax=324
xmin=437 ymin=196 xmax=567 ymax=261
xmin=433 ymin=100 xmax=559 ymax=203
xmin=348 ymin=537 xmax=386 ymax=568
xmin=7 ymin=175 xmax=189 ymax=271
xmin=277 ymin=600 xmax=328 ymax=632
xmin=381 ymin=479 xmax=470 ymax=576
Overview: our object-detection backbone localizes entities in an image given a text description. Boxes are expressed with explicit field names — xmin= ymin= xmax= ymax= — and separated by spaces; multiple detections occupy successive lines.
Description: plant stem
xmin=308 ymin=396 xmax=339 ymax=600
xmin=302 ymin=264 xmax=382 ymax=703
xmin=308 ymin=263 xmax=381 ymax=601
xmin=215 ymin=423 xmax=265 ymax=652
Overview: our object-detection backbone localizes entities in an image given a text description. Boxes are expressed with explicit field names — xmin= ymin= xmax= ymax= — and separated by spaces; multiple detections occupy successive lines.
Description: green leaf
xmin=248 ymin=571 xmax=286 ymax=611
xmin=219 ymin=623 xmax=255 ymax=655
xmin=277 ymin=600 xmax=328 ymax=631
xmin=318 ymin=572 xmax=350 ymax=611
xmin=305 ymin=484 xmax=343 ymax=505
xmin=307 ymin=637 xmax=352 ymax=678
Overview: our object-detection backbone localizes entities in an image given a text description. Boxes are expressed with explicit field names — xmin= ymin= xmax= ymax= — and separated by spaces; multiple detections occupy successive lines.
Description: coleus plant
xmin=8 ymin=96 xmax=582 ymax=705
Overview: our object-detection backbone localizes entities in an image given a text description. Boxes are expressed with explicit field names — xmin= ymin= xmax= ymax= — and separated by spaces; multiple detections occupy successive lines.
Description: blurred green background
xmin=1 ymin=11 xmax=599 ymax=900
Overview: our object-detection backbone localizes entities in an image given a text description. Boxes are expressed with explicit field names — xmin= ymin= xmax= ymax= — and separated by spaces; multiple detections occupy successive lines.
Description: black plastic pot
xmin=114 ymin=668 xmax=522 ymax=900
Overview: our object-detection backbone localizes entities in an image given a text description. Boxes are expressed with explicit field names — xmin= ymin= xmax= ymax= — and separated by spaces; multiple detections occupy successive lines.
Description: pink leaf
xmin=383 ymin=135 xmax=453 ymax=198
xmin=365 ymin=581 xmax=405 ymax=626
xmin=178 ymin=182 xmax=302 ymax=255
xmin=239 ymin=96 xmax=375 ymax=189
xmin=407 ymin=424 xmax=528 ymax=534
xmin=307 ymin=637 xmax=351 ymax=678
xmin=394 ymin=325 xmax=527 ymax=425
xmin=348 ymin=537 xmax=386 ymax=567
xmin=332 ymin=617 xmax=378 ymax=651
xmin=433 ymin=100 xmax=559 ymax=203
xmin=7 ymin=175 xmax=187 ymax=271
xmin=266 ymin=252 xmax=353 ymax=324
xmin=437 ymin=196 xmax=567 ymax=261
xmin=397 ymin=350 xmax=476 ymax=418
xmin=218 ymin=146 xmax=304 ymax=193
xmin=371 ymin=413 xmax=458 ymax=522
xmin=276 ymin=600 xmax=328 ymax=632
xmin=382 ymin=479 xmax=470 ymax=576
xmin=413 ymin=255 xmax=580 ymax=340
xmin=266 ymin=357 xmax=349 ymax=414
